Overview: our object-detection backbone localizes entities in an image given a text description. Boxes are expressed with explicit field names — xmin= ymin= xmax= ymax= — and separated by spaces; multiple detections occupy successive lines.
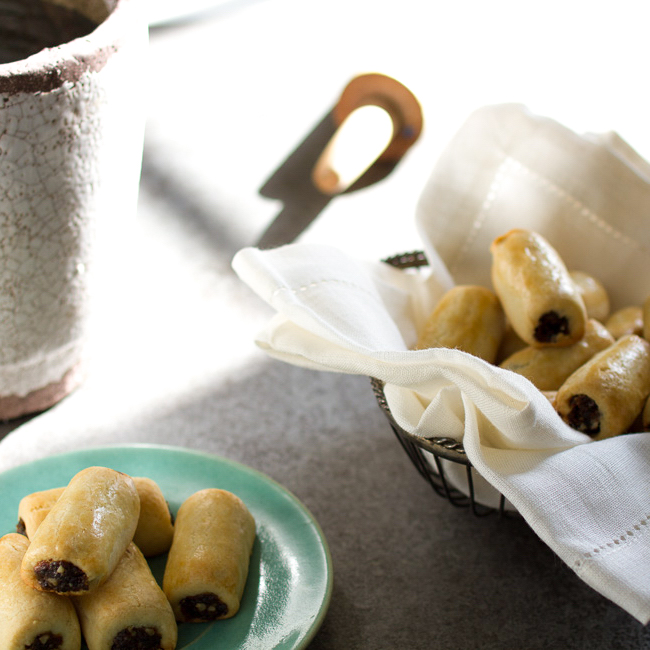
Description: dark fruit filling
xmin=567 ymin=394 xmax=601 ymax=436
xmin=534 ymin=311 xmax=570 ymax=343
xmin=180 ymin=592 xmax=228 ymax=621
xmin=33 ymin=559 xmax=88 ymax=592
xmin=111 ymin=626 xmax=162 ymax=650
xmin=26 ymin=632 xmax=64 ymax=649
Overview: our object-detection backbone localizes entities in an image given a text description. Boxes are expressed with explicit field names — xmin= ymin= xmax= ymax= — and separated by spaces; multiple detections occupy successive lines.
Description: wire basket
xmin=371 ymin=251 xmax=510 ymax=517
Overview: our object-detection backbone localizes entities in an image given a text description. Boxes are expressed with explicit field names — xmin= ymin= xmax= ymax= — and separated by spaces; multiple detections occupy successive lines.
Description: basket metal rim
xmin=369 ymin=376 xmax=470 ymax=465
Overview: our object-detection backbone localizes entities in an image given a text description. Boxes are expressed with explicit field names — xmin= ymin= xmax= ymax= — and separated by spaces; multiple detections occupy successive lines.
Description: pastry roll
xmin=490 ymin=229 xmax=587 ymax=347
xmin=73 ymin=543 xmax=177 ymax=650
xmin=0 ymin=533 xmax=81 ymax=650
xmin=555 ymin=334 xmax=650 ymax=440
xmin=604 ymin=306 xmax=643 ymax=339
xmin=21 ymin=466 xmax=140 ymax=595
xmin=495 ymin=323 xmax=527 ymax=364
xmin=500 ymin=319 xmax=614 ymax=391
xmin=415 ymin=285 xmax=505 ymax=363
xmin=16 ymin=477 xmax=174 ymax=557
xmin=569 ymin=270 xmax=610 ymax=322
xmin=16 ymin=486 xmax=65 ymax=538
xmin=642 ymin=393 xmax=650 ymax=431
xmin=163 ymin=488 xmax=256 ymax=622
xmin=643 ymin=294 xmax=650 ymax=341
xmin=131 ymin=476 xmax=175 ymax=557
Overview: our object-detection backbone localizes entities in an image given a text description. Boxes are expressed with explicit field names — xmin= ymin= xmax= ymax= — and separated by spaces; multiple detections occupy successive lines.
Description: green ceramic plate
xmin=0 ymin=444 xmax=333 ymax=649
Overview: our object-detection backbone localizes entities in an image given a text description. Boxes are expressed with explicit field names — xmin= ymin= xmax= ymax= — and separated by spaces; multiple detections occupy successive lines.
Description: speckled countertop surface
xmin=2 ymin=1 xmax=650 ymax=647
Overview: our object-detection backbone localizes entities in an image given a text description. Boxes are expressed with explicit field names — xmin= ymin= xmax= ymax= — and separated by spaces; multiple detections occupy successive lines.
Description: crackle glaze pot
xmin=0 ymin=0 xmax=148 ymax=419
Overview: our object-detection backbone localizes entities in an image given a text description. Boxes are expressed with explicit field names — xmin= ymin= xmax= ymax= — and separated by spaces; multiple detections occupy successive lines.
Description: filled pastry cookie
xmin=21 ymin=466 xmax=140 ymax=595
xmin=0 ymin=533 xmax=81 ymax=650
xmin=604 ymin=305 xmax=644 ymax=340
xmin=416 ymin=284 xmax=505 ymax=363
xmin=73 ymin=543 xmax=177 ymax=650
xmin=131 ymin=477 xmax=175 ymax=558
xmin=569 ymin=270 xmax=610 ymax=322
xmin=499 ymin=319 xmax=614 ymax=391
xmin=555 ymin=334 xmax=650 ymax=440
xmin=491 ymin=229 xmax=587 ymax=347
xmin=16 ymin=486 xmax=65 ymax=539
xmin=163 ymin=488 xmax=256 ymax=622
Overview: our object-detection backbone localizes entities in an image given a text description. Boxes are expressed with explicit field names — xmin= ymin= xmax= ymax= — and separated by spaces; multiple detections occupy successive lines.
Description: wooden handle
xmin=311 ymin=73 xmax=423 ymax=196
xmin=312 ymin=104 xmax=395 ymax=195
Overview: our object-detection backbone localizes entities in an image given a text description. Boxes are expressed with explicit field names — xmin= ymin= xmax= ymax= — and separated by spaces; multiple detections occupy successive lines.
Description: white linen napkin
xmin=232 ymin=103 xmax=650 ymax=624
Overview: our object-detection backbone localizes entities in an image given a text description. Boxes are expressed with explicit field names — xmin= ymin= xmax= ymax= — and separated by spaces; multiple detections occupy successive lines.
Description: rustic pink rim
xmin=0 ymin=0 xmax=136 ymax=94
xmin=0 ymin=362 xmax=87 ymax=420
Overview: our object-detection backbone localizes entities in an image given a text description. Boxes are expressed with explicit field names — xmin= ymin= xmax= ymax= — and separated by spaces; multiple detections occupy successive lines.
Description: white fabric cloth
xmin=232 ymin=103 xmax=650 ymax=624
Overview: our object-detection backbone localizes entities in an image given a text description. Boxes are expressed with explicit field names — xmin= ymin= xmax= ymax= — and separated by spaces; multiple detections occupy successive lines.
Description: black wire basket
xmin=371 ymin=251 xmax=511 ymax=517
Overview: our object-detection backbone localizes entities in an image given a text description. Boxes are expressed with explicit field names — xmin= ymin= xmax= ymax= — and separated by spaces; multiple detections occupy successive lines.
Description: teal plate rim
xmin=0 ymin=443 xmax=333 ymax=649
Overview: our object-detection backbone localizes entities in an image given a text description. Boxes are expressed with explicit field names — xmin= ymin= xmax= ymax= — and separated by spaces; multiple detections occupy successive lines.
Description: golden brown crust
xmin=73 ymin=543 xmax=177 ymax=650
xmin=490 ymin=229 xmax=587 ymax=347
xmin=500 ymin=319 xmax=614 ymax=391
xmin=495 ymin=323 xmax=527 ymax=364
xmin=16 ymin=478 xmax=174 ymax=557
xmin=569 ymin=270 xmax=610 ymax=322
xmin=605 ymin=306 xmax=643 ymax=339
xmin=415 ymin=285 xmax=505 ymax=363
xmin=0 ymin=533 xmax=81 ymax=650
xmin=643 ymin=295 xmax=650 ymax=341
xmin=131 ymin=477 xmax=175 ymax=558
xmin=163 ymin=489 xmax=256 ymax=622
xmin=555 ymin=334 xmax=650 ymax=440
xmin=642 ymin=394 xmax=650 ymax=431
xmin=21 ymin=467 xmax=140 ymax=595
xmin=17 ymin=487 xmax=65 ymax=539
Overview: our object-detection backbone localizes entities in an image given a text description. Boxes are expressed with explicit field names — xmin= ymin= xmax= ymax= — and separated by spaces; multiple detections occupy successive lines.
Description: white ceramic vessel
xmin=0 ymin=0 xmax=148 ymax=418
